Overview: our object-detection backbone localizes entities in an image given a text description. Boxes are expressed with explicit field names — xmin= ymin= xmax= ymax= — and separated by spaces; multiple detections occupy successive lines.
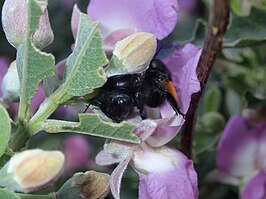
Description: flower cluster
xmin=209 ymin=108 xmax=266 ymax=199
xmin=71 ymin=0 xmax=201 ymax=198
xmin=0 ymin=0 xmax=201 ymax=198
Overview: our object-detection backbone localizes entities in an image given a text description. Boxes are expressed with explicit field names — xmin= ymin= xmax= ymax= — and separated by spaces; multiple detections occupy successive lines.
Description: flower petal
xmin=146 ymin=112 xmax=184 ymax=147
xmin=96 ymin=140 xmax=136 ymax=166
xmin=110 ymin=153 xmax=133 ymax=199
xmin=133 ymin=119 xmax=157 ymax=142
xmin=71 ymin=4 xmax=80 ymax=39
xmin=207 ymin=169 xmax=240 ymax=186
xmin=133 ymin=146 xmax=198 ymax=199
xmin=95 ymin=150 xmax=121 ymax=166
xmin=127 ymin=105 xmax=183 ymax=147
xmin=241 ymin=171 xmax=266 ymax=199
xmin=146 ymin=44 xmax=201 ymax=147
xmin=216 ymin=116 xmax=258 ymax=176
xmin=103 ymin=28 xmax=136 ymax=55
xmin=163 ymin=43 xmax=201 ymax=113
xmin=256 ymin=123 xmax=266 ymax=169
xmin=0 ymin=57 xmax=9 ymax=97
xmin=30 ymin=84 xmax=46 ymax=115
xmin=87 ymin=0 xmax=178 ymax=39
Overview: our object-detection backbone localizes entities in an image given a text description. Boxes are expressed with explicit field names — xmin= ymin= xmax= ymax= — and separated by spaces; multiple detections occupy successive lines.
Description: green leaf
xmin=245 ymin=91 xmax=266 ymax=108
xmin=43 ymin=74 xmax=62 ymax=97
xmin=64 ymin=13 xmax=108 ymax=96
xmin=203 ymin=87 xmax=222 ymax=112
xmin=0 ymin=105 xmax=11 ymax=159
xmin=194 ymin=132 xmax=220 ymax=155
xmin=17 ymin=0 xmax=55 ymax=119
xmin=230 ymin=0 xmax=242 ymax=15
xmin=42 ymin=114 xmax=139 ymax=143
xmin=224 ymin=7 xmax=266 ymax=47
xmin=189 ymin=7 xmax=266 ymax=48
xmin=202 ymin=112 xmax=226 ymax=133
xmin=166 ymin=19 xmax=207 ymax=47
xmin=225 ymin=89 xmax=243 ymax=115
xmin=189 ymin=19 xmax=207 ymax=47
xmin=56 ymin=178 xmax=80 ymax=199
xmin=0 ymin=189 xmax=19 ymax=199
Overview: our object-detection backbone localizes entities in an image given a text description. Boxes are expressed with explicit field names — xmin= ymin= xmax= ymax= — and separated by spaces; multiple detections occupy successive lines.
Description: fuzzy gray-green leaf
xmin=189 ymin=7 xmax=266 ymax=48
xmin=16 ymin=0 xmax=55 ymax=118
xmin=0 ymin=105 xmax=11 ymax=159
xmin=224 ymin=7 xmax=266 ymax=47
xmin=43 ymin=114 xmax=139 ymax=143
xmin=0 ymin=189 xmax=19 ymax=199
xmin=64 ymin=14 xmax=108 ymax=96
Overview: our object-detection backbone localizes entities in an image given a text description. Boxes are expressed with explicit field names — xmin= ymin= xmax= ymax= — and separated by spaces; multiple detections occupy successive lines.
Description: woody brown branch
xmin=181 ymin=0 xmax=231 ymax=158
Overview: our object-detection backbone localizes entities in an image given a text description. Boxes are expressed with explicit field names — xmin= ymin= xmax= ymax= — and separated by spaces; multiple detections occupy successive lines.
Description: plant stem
xmin=9 ymin=125 xmax=30 ymax=152
xmin=9 ymin=86 xmax=71 ymax=152
xmin=181 ymin=0 xmax=231 ymax=158
xmin=17 ymin=193 xmax=56 ymax=199
xmin=28 ymin=86 xmax=71 ymax=135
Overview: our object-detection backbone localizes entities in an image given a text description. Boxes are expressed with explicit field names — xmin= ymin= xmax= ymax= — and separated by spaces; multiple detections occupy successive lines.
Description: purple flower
xmin=134 ymin=144 xmax=198 ymax=199
xmin=72 ymin=0 xmax=178 ymax=54
xmin=30 ymin=84 xmax=46 ymax=115
xmin=0 ymin=57 xmax=9 ymax=97
xmin=96 ymin=141 xmax=198 ymax=199
xmin=61 ymin=135 xmax=90 ymax=175
xmin=208 ymin=115 xmax=266 ymax=199
xmin=96 ymin=43 xmax=201 ymax=148
xmin=70 ymin=2 xmax=201 ymax=144
xmin=146 ymin=43 xmax=201 ymax=147
xmin=70 ymin=2 xmax=201 ymax=198
xmin=94 ymin=43 xmax=201 ymax=199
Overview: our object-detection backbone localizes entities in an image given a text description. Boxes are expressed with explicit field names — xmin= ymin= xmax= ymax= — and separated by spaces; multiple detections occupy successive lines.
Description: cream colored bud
xmin=2 ymin=0 xmax=54 ymax=49
xmin=8 ymin=149 xmax=65 ymax=192
xmin=107 ymin=32 xmax=157 ymax=76
xmin=1 ymin=61 xmax=20 ymax=102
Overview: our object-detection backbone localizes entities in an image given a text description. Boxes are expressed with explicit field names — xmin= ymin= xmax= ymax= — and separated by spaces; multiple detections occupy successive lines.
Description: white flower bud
xmin=1 ymin=0 xmax=54 ymax=49
xmin=106 ymin=32 xmax=157 ymax=76
xmin=1 ymin=61 xmax=20 ymax=102
xmin=7 ymin=149 xmax=65 ymax=193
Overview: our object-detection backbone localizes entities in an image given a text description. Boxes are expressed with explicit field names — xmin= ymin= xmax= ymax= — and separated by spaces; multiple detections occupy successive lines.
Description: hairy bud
xmin=1 ymin=61 xmax=20 ymax=102
xmin=106 ymin=32 xmax=157 ymax=76
xmin=2 ymin=0 xmax=54 ymax=49
xmin=7 ymin=149 xmax=65 ymax=193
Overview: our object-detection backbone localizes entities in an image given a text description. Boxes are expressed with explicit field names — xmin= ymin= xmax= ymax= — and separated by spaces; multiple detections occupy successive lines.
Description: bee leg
xmin=83 ymin=103 xmax=91 ymax=113
xmin=166 ymin=93 xmax=185 ymax=118
xmin=135 ymin=91 xmax=147 ymax=120
xmin=85 ymin=96 xmax=101 ymax=113
xmin=139 ymin=108 xmax=147 ymax=120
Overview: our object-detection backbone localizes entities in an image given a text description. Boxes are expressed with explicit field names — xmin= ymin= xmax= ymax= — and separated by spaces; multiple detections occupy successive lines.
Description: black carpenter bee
xmin=89 ymin=59 xmax=185 ymax=122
